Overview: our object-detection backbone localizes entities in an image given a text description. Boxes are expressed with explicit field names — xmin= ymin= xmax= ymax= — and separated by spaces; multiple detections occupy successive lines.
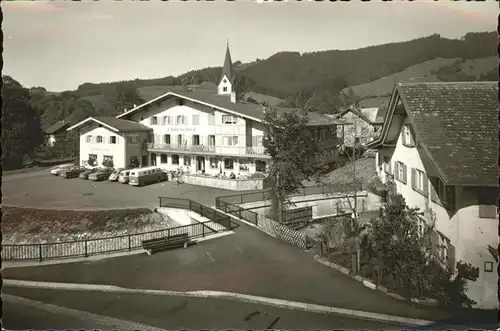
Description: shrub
xmin=360 ymin=190 xmax=476 ymax=308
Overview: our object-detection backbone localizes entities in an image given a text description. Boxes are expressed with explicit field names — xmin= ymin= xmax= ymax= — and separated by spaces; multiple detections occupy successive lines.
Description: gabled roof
xmin=368 ymin=82 xmax=498 ymax=187
xmin=338 ymin=107 xmax=380 ymax=124
xmin=45 ymin=120 xmax=70 ymax=135
xmin=220 ymin=45 xmax=234 ymax=83
xmin=117 ymin=88 xmax=345 ymax=126
xmin=67 ymin=116 xmax=152 ymax=133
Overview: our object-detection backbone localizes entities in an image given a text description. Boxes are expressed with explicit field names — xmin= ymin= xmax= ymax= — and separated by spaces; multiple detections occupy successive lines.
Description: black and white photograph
xmin=2 ymin=0 xmax=499 ymax=329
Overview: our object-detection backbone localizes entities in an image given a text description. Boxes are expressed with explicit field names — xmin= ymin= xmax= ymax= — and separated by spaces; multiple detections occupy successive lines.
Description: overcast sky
xmin=3 ymin=1 xmax=497 ymax=92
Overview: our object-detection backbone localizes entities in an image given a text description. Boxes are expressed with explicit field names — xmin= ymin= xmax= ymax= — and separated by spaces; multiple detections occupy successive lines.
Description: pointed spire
xmin=220 ymin=42 xmax=234 ymax=83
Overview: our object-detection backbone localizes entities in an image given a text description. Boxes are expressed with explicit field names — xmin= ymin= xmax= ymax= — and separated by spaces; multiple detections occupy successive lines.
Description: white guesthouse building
xmin=368 ymin=82 xmax=499 ymax=309
xmin=68 ymin=45 xmax=342 ymax=175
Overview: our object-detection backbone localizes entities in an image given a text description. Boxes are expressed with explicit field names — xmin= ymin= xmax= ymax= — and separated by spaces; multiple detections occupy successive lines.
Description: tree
xmin=262 ymin=107 xmax=324 ymax=222
xmin=104 ymin=83 xmax=145 ymax=116
xmin=2 ymin=76 xmax=44 ymax=169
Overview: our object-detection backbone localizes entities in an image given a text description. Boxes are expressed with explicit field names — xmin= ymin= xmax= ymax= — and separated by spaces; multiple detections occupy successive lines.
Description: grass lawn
xmin=2 ymin=206 xmax=178 ymax=245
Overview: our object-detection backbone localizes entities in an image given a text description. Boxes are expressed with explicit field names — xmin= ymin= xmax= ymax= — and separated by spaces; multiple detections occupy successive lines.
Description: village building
xmin=67 ymin=45 xmax=344 ymax=175
xmin=367 ymin=81 xmax=499 ymax=309
xmin=333 ymin=107 xmax=384 ymax=147
xmin=44 ymin=119 xmax=71 ymax=147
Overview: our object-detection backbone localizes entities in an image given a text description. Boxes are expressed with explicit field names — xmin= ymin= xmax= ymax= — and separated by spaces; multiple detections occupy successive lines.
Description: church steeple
xmin=218 ymin=42 xmax=235 ymax=98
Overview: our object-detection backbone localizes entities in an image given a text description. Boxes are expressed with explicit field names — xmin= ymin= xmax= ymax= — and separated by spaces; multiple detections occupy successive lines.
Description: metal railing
xmin=3 ymin=198 xmax=236 ymax=262
xmin=158 ymin=197 xmax=236 ymax=230
xmin=147 ymin=143 xmax=267 ymax=157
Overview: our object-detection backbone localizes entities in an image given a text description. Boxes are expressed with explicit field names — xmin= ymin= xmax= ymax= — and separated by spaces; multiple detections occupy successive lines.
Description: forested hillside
xmin=67 ymin=31 xmax=496 ymax=114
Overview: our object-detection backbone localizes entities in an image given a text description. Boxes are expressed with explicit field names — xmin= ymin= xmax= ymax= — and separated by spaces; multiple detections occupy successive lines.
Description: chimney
xmin=230 ymin=92 xmax=236 ymax=103
xmin=124 ymin=108 xmax=128 ymax=113
xmin=133 ymin=104 xmax=137 ymax=108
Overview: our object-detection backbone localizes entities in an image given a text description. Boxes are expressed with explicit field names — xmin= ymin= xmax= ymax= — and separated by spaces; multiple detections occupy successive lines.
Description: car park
xmin=89 ymin=168 xmax=113 ymax=181
xmin=60 ymin=166 xmax=86 ymax=179
xmin=118 ymin=170 xmax=132 ymax=184
xmin=50 ymin=163 xmax=75 ymax=176
xmin=79 ymin=168 xmax=98 ymax=180
xmin=108 ymin=168 xmax=126 ymax=182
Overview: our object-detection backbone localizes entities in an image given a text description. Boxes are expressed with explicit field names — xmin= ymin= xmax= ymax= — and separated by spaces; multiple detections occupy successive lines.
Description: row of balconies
xmin=147 ymin=143 xmax=267 ymax=157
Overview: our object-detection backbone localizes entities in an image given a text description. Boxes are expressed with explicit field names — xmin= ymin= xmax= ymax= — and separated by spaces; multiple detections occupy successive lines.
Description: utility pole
xmin=353 ymin=112 xmax=360 ymax=273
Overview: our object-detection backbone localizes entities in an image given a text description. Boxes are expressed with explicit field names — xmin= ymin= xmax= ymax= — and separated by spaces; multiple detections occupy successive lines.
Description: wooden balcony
xmin=147 ymin=143 xmax=268 ymax=157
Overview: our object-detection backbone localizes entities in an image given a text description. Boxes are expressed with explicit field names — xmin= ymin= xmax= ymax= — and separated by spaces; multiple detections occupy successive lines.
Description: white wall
xmin=79 ymin=124 xmax=126 ymax=168
xmin=378 ymin=117 xmax=498 ymax=309
xmin=218 ymin=75 xmax=232 ymax=95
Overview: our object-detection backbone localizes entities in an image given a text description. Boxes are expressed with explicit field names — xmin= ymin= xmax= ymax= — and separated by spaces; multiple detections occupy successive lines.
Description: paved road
xmin=2 ymin=170 xmax=238 ymax=208
xmin=3 ymin=297 xmax=119 ymax=330
xmin=5 ymin=220 xmax=493 ymax=323
xmin=2 ymin=286 xmax=403 ymax=330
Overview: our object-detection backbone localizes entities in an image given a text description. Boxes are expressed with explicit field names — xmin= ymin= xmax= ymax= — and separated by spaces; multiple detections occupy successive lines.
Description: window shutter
xmin=479 ymin=205 xmax=496 ymax=219
xmin=402 ymin=164 xmax=407 ymax=184
xmin=394 ymin=162 xmax=399 ymax=180
xmin=422 ymin=173 xmax=429 ymax=196
xmin=411 ymin=168 xmax=416 ymax=189
xmin=409 ymin=131 xmax=415 ymax=147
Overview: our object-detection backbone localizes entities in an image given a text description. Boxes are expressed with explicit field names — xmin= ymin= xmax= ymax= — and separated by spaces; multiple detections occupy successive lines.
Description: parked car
xmin=50 ymin=163 xmax=75 ymax=176
xmin=89 ymin=168 xmax=113 ymax=181
xmin=118 ymin=169 xmax=132 ymax=184
xmin=60 ymin=166 xmax=86 ymax=179
xmin=79 ymin=168 xmax=98 ymax=180
xmin=108 ymin=168 xmax=126 ymax=182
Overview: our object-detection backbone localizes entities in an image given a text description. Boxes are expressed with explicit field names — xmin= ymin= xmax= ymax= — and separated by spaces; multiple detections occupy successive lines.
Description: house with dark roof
xmin=367 ymin=81 xmax=499 ymax=309
xmin=44 ymin=120 xmax=71 ymax=147
xmin=67 ymin=44 xmax=344 ymax=174
xmin=332 ymin=107 xmax=384 ymax=147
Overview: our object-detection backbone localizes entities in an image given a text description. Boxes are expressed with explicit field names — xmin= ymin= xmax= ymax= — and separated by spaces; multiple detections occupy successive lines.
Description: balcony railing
xmin=147 ymin=143 xmax=267 ymax=157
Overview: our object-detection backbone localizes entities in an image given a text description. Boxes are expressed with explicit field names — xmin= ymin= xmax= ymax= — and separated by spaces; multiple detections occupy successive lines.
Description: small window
xmin=223 ymin=78 xmax=227 ymax=84
xmin=223 ymin=87 xmax=228 ymax=92
xmin=192 ymin=135 xmax=200 ymax=145
xmin=411 ymin=168 xmax=428 ymax=195
xmin=150 ymin=116 xmax=158 ymax=125
xmin=224 ymin=159 xmax=234 ymax=170
xmin=208 ymin=135 xmax=216 ymax=146
xmin=86 ymin=135 xmax=92 ymax=143
xmin=402 ymin=125 xmax=415 ymax=147
xmin=163 ymin=134 xmax=171 ymax=144
xmin=192 ymin=115 xmax=200 ymax=125
xmin=109 ymin=136 xmax=117 ymax=144
xmin=176 ymin=115 xmax=185 ymax=125
xmin=96 ymin=135 xmax=103 ymax=143
xmin=127 ymin=135 xmax=138 ymax=144
xmin=222 ymin=136 xmax=238 ymax=146
xmin=184 ymin=156 xmax=191 ymax=166
xmin=394 ymin=161 xmax=407 ymax=184
xmin=178 ymin=99 xmax=185 ymax=106
xmin=222 ymin=115 xmax=237 ymax=124
xmin=171 ymin=154 xmax=179 ymax=165
xmin=162 ymin=116 xmax=170 ymax=125
xmin=160 ymin=154 xmax=168 ymax=164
